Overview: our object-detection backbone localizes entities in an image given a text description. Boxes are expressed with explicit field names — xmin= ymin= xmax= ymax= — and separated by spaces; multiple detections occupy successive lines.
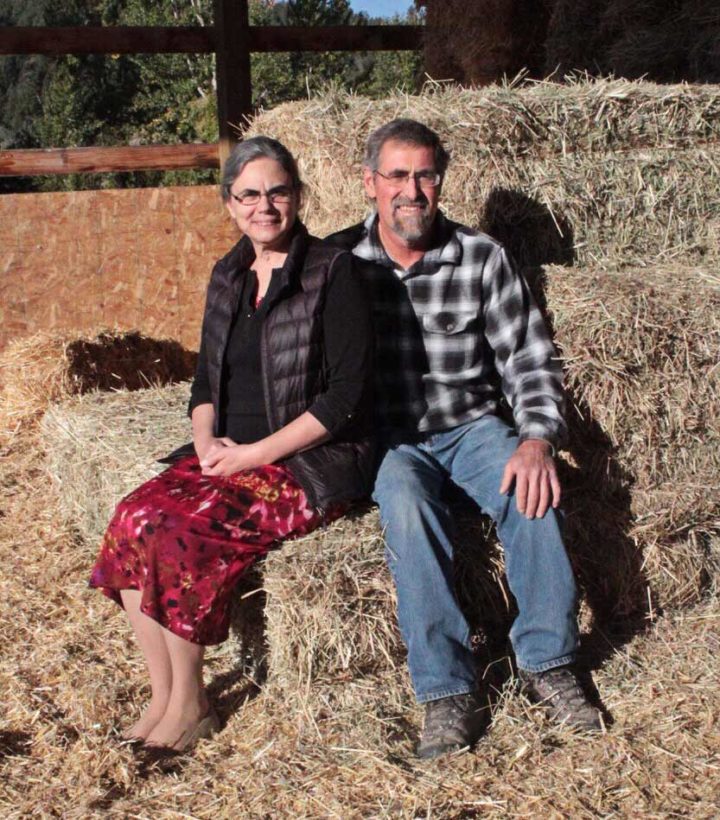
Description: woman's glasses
xmin=230 ymin=187 xmax=294 ymax=206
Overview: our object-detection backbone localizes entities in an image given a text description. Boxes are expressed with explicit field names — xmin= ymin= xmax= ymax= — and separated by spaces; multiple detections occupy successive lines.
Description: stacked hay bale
xmin=41 ymin=384 xmax=192 ymax=547
xmin=545 ymin=0 xmax=720 ymax=83
xmin=245 ymin=80 xmax=720 ymax=700
xmin=418 ymin=1 xmax=720 ymax=85
xmin=0 ymin=329 xmax=196 ymax=442
xmin=34 ymin=80 xmax=720 ymax=712
xmin=248 ymin=78 xmax=720 ymax=271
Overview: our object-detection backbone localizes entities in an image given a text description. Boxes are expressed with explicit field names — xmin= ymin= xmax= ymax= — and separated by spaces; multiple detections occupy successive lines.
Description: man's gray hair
xmin=363 ymin=119 xmax=450 ymax=176
xmin=220 ymin=136 xmax=303 ymax=202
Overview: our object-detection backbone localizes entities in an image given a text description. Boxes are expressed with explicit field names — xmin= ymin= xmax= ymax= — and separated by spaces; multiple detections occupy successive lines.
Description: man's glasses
xmin=374 ymin=170 xmax=442 ymax=189
xmin=230 ymin=187 xmax=294 ymax=206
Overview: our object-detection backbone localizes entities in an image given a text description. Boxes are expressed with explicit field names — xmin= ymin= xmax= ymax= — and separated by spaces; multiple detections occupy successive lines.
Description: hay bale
xmin=419 ymin=0 xmax=552 ymax=85
xmin=546 ymin=0 xmax=720 ymax=83
xmin=419 ymin=1 xmax=720 ymax=85
xmin=0 ymin=329 xmax=197 ymax=442
xmin=40 ymin=382 xmax=269 ymax=674
xmin=41 ymin=383 xmax=192 ymax=546
xmin=263 ymin=505 xmax=512 ymax=700
xmin=262 ymin=264 xmax=719 ymax=693
xmin=545 ymin=263 xmax=720 ymax=616
xmin=38 ymin=257 xmax=720 ymax=694
xmin=247 ymin=80 xmax=720 ymax=268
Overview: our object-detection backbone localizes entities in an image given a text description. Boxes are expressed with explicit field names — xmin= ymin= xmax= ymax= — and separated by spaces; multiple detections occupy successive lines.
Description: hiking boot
xmin=416 ymin=692 xmax=487 ymax=759
xmin=519 ymin=666 xmax=602 ymax=732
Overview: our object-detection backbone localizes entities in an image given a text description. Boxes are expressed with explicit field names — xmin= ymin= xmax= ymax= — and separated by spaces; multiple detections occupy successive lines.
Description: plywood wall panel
xmin=0 ymin=186 xmax=238 ymax=353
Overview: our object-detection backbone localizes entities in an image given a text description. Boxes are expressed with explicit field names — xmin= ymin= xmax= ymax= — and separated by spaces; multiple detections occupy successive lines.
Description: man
xmin=328 ymin=119 xmax=601 ymax=759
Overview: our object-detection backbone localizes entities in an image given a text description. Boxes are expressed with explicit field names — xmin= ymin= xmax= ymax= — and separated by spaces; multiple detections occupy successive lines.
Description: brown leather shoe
xmin=519 ymin=666 xmax=602 ymax=731
xmin=416 ymin=692 xmax=487 ymax=759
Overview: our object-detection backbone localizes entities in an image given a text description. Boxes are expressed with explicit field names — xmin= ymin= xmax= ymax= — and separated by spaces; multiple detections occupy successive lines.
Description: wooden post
xmin=213 ymin=0 xmax=252 ymax=170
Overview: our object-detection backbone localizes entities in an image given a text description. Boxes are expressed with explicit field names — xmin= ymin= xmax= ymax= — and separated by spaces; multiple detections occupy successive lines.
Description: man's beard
xmin=391 ymin=196 xmax=433 ymax=242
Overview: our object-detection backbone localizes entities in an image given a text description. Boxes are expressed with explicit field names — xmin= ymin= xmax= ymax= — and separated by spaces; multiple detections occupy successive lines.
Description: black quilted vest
xmin=201 ymin=223 xmax=374 ymax=511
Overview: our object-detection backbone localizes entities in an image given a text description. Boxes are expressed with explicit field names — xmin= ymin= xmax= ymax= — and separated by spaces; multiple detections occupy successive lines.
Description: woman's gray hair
xmin=220 ymin=136 xmax=303 ymax=201
xmin=363 ymin=119 xmax=450 ymax=176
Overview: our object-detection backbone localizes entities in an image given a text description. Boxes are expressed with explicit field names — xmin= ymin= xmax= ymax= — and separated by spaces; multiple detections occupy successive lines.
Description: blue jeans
xmin=373 ymin=414 xmax=578 ymax=703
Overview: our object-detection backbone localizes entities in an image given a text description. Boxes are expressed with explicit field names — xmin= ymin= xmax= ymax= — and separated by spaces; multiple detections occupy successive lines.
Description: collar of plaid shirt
xmin=352 ymin=210 xmax=463 ymax=276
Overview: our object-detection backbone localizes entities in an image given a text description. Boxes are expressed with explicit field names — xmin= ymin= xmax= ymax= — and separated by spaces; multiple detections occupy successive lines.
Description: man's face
xmin=363 ymin=139 xmax=441 ymax=245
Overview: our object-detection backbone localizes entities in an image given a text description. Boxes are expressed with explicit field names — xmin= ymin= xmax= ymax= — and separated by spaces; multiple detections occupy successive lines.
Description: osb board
xmin=0 ymin=186 xmax=238 ymax=353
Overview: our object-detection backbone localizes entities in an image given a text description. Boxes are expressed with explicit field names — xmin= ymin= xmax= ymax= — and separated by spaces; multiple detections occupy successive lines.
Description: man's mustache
xmin=392 ymin=195 xmax=429 ymax=211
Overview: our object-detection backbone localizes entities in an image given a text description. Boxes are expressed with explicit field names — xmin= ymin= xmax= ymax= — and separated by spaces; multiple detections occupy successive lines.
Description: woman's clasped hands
xmin=197 ymin=437 xmax=267 ymax=476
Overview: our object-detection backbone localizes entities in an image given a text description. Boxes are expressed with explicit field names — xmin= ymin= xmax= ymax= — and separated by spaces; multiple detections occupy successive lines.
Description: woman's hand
xmin=194 ymin=435 xmax=236 ymax=465
xmin=200 ymin=442 xmax=267 ymax=476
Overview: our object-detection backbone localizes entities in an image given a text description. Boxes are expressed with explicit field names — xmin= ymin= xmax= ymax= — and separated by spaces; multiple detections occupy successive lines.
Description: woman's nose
xmin=257 ymin=192 xmax=278 ymax=211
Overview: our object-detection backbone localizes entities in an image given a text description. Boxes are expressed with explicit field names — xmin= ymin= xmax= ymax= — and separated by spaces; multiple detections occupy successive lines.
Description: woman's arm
xmin=199 ymin=410 xmax=329 ymax=476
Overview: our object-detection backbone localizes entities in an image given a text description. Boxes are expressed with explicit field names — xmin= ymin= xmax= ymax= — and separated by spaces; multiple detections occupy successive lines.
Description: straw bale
xmin=260 ymin=263 xmax=719 ymax=692
xmin=263 ymin=505 xmax=512 ymax=700
xmin=0 ymin=329 xmax=196 ymax=442
xmin=247 ymin=79 xmax=720 ymax=268
xmin=40 ymin=383 xmax=192 ymax=546
xmin=420 ymin=1 xmax=720 ymax=85
xmin=546 ymin=264 xmax=720 ymax=611
xmin=546 ymin=0 xmax=720 ymax=83
xmin=419 ymin=0 xmax=552 ymax=85
xmin=36 ymin=257 xmax=719 ymax=694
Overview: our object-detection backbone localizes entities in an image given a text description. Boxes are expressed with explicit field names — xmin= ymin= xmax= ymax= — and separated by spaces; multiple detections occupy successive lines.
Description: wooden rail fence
xmin=0 ymin=0 xmax=423 ymax=177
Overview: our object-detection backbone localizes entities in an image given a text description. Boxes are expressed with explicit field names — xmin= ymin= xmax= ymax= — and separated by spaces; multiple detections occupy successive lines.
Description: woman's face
xmin=225 ymin=157 xmax=299 ymax=252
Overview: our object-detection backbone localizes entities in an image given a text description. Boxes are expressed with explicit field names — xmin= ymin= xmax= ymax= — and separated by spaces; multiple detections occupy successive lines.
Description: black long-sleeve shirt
xmin=189 ymin=252 xmax=371 ymax=443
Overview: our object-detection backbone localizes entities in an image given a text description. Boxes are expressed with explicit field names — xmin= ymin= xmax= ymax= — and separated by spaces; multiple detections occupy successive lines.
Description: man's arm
xmin=482 ymin=245 xmax=566 ymax=519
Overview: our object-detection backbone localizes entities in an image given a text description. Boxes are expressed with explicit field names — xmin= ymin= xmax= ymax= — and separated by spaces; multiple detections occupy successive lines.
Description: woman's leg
xmin=143 ymin=628 xmax=209 ymax=750
xmin=120 ymin=589 xmax=173 ymax=740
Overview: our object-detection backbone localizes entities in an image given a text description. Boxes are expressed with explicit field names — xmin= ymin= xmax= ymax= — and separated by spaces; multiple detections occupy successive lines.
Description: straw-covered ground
xmin=1 ymin=79 xmax=719 ymax=816
xmin=0 ymin=434 xmax=718 ymax=816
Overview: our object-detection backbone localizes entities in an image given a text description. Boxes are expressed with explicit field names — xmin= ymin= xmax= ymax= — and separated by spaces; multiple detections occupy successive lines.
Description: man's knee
xmin=374 ymin=449 xmax=439 ymax=506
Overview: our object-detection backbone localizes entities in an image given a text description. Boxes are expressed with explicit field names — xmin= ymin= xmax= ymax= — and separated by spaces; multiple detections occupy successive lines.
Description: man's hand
xmin=499 ymin=439 xmax=561 ymax=519
xmin=200 ymin=442 xmax=266 ymax=477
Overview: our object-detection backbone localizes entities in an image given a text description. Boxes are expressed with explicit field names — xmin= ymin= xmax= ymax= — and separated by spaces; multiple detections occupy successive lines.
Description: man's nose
xmin=402 ymin=174 xmax=422 ymax=198
xmin=403 ymin=174 xmax=425 ymax=200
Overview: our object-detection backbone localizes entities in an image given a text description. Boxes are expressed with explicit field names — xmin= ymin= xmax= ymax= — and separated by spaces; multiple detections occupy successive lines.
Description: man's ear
xmin=362 ymin=166 xmax=376 ymax=200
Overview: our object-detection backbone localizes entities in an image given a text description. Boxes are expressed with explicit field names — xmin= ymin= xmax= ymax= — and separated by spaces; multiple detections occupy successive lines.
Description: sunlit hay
xmin=263 ymin=504 xmax=512 ymax=705
xmin=40 ymin=383 xmax=192 ymax=547
xmin=247 ymin=78 xmax=720 ymax=268
xmin=545 ymin=264 xmax=720 ymax=616
xmin=36 ymin=257 xmax=720 ymax=695
xmin=0 ymin=329 xmax=196 ymax=443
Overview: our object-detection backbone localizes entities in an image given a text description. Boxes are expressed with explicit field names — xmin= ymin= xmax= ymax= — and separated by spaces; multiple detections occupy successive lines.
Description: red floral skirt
xmin=90 ymin=455 xmax=338 ymax=645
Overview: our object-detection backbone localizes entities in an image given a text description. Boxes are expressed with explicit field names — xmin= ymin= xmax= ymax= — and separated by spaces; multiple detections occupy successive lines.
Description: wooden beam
xmin=0 ymin=24 xmax=423 ymax=56
xmin=0 ymin=26 xmax=214 ymax=55
xmin=252 ymin=25 xmax=424 ymax=53
xmin=0 ymin=144 xmax=219 ymax=176
xmin=213 ymin=0 xmax=252 ymax=167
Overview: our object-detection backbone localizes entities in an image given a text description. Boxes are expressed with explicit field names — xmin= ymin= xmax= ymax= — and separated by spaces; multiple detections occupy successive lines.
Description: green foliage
xmin=0 ymin=0 xmax=423 ymax=192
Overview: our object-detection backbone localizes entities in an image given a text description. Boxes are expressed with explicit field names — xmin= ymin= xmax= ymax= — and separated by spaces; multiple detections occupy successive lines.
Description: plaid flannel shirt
xmin=340 ymin=211 xmax=566 ymax=447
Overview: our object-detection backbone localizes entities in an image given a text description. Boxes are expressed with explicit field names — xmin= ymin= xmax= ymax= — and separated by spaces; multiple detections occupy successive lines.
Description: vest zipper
xmin=259 ymin=313 xmax=321 ymax=512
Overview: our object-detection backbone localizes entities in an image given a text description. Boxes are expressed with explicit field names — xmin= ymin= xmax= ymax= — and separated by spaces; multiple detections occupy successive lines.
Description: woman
xmin=90 ymin=136 xmax=374 ymax=752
